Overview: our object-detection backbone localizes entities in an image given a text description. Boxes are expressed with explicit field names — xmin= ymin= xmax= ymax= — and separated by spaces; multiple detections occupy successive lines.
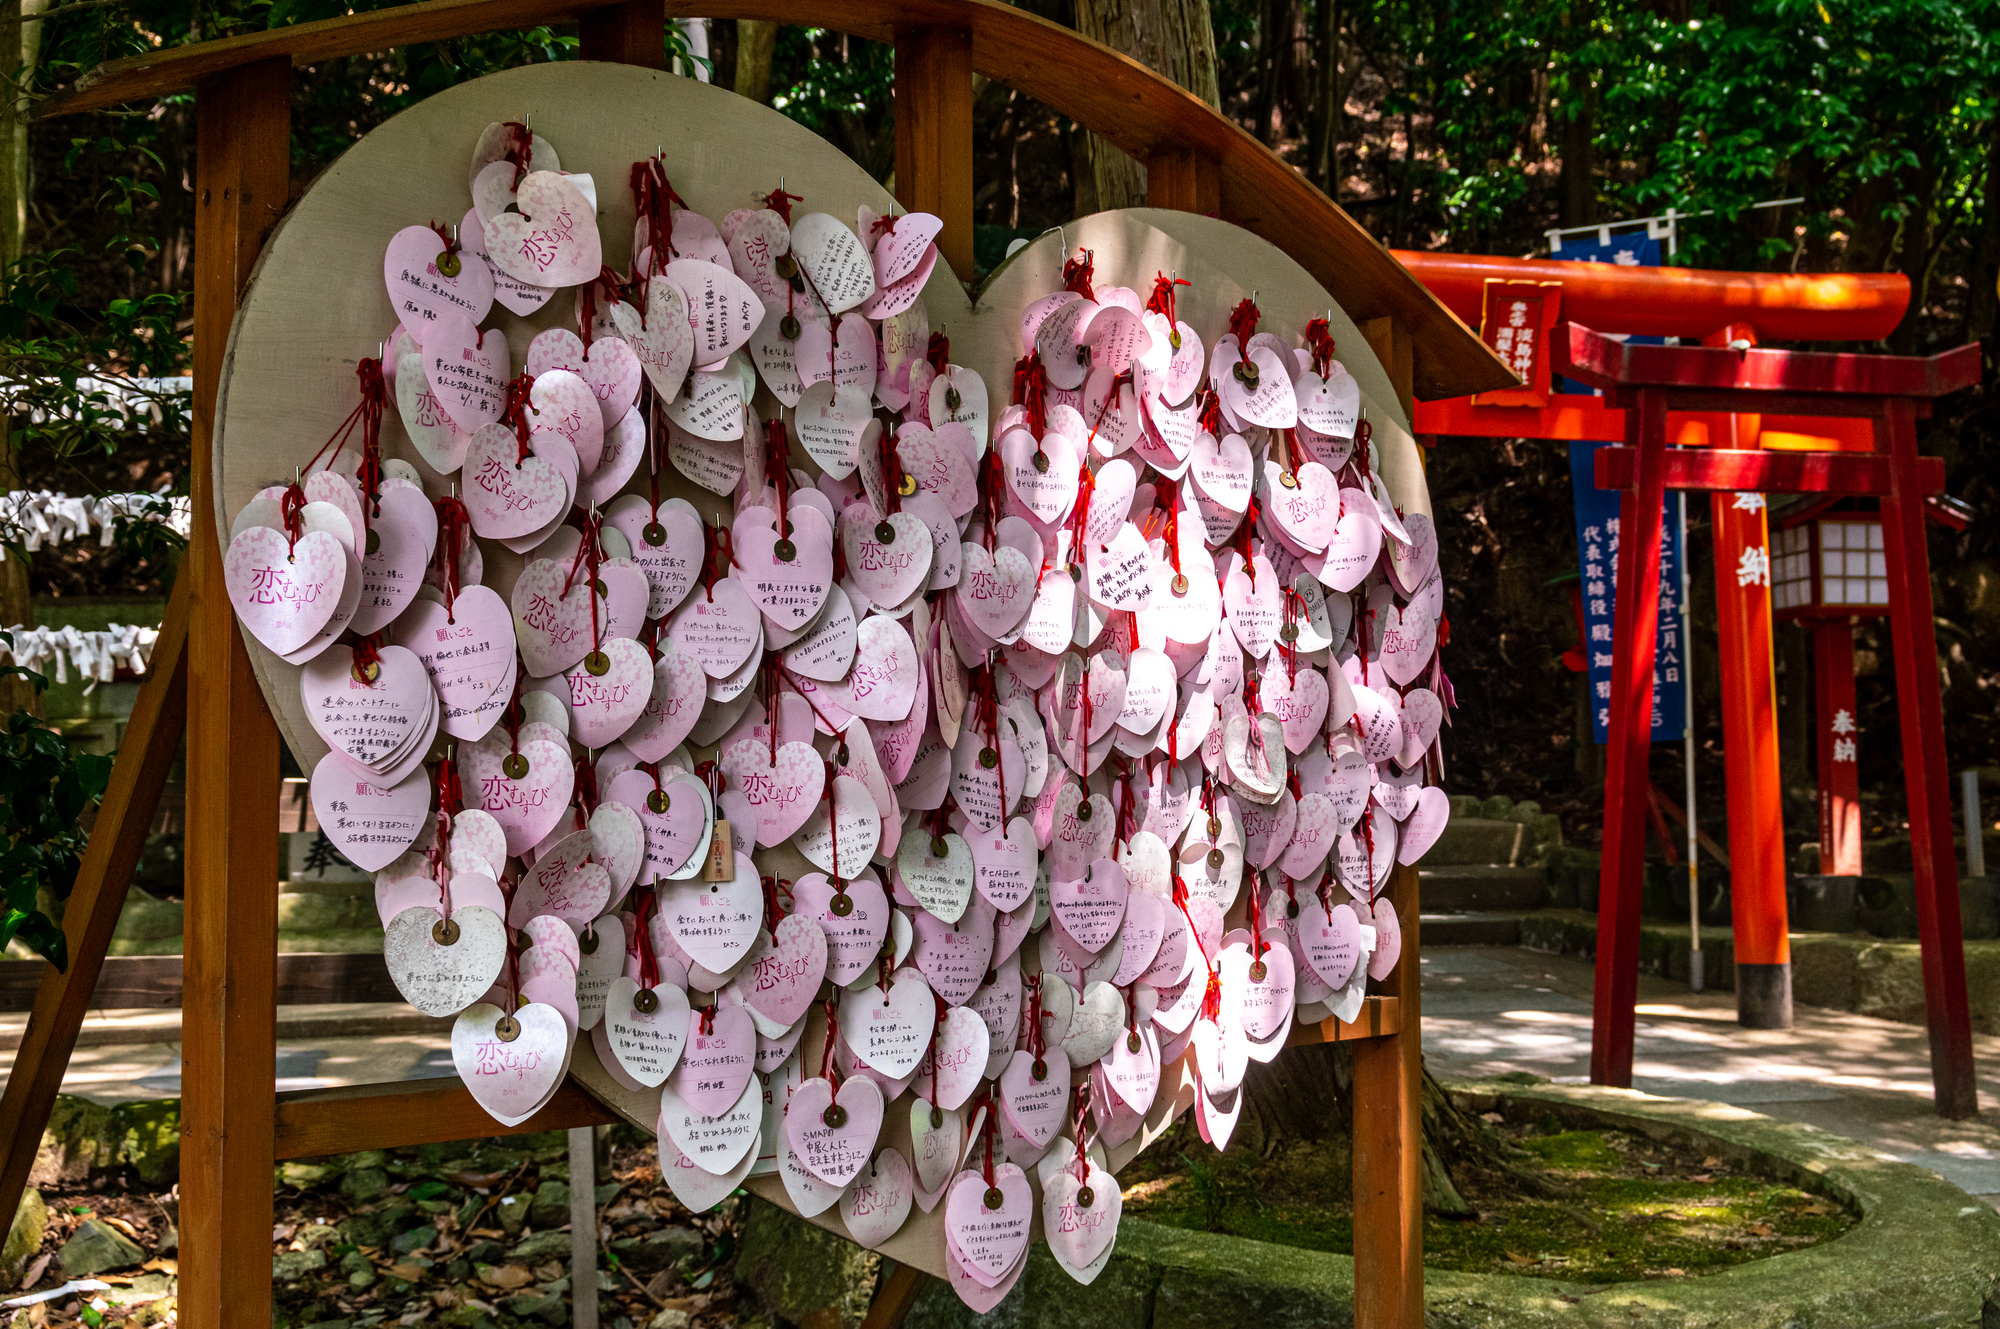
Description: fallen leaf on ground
xmin=1503 ymin=1251 xmax=1539 ymax=1265
xmin=1747 ymin=1223 xmax=1773 ymax=1237
xmin=478 ymin=1265 xmax=534 ymax=1290
xmin=21 ymin=1253 xmax=51 ymax=1288
xmin=142 ymin=1259 xmax=178 ymax=1275
xmin=1689 ymin=1172 xmax=1713 ymax=1182
xmin=1702 ymin=1157 xmax=1722 ymax=1167
xmin=469 ymin=1228 xmax=504 ymax=1239
xmin=389 ymin=1263 xmax=426 ymax=1281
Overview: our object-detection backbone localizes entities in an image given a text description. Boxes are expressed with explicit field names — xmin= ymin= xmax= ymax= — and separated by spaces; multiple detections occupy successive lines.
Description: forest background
xmin=4 ymin=0 xmax=1997 ymax=871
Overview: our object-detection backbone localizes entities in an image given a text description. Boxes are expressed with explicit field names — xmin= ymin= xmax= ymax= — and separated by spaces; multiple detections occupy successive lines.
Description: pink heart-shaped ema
xmin=605 ymin=768 xmax=710 ymax=879
xmin=719 ymin=739 xmax=825 ymax=846
xmin=839 ymin=1145 xmax=915 ymax=1248
xmin=1188 ymin=431 xmax=1254 ymax=513
xmin=526 ymin=327 xmax=643 ymax=436
xmin=795 ymin=312 xmax=877 ymax=394
xmin=453 ymin=1001 xmax=568 ymax=1123
xmin=841 ymin=615 xmax=920 ymax=723
xmin=662 ymin=258 xmax=762 ymax=363
xmin=1380 ymin=600 xmax=1438 ymax=687
xmin=1367 ymin=898 xmax=1403 ymax=979
xmin=524 ymin=367 xmax=605 ymax=477
xmin=601 ymin=975 xmax=690 ymax=1086
xmin=1263 ymin=461 xmax=1340 ymax=553
xmin=1000 ymin=428 xmax=1080 ymax=526
xmin=840 ymin=506 xmax=934 ymax=608
xmin=1296 ymin=897 xmax=1363 ymax=991
xmin=919 ymin=1005 xmax=989 ymax=1112
xmin=668 ymin=1001 xmax=757 ymax=1117
xmin=421 ymin=309 xmax=511 ymax=436
xmin=1042 ymin=1162 xmax=1121 ymax=1272
xmin=732 ymin=503 xmax=833 ymax=631
xmin=383 ymin=225 xmax=494 ymax=344
xmin=1261 ymin=667 xmax=1330 ymax=754
xmin=726 ymin=207 xmax=792 ymax=311
xmin=462 ymin=423 xmax=573 ymax=542
xmin=300 ymin=642 xmax=435 ymax=778
xmin=945 ymin=1165 xmax=1033 ymax=1291
xmin=895 ymin=426 xmax=979 ymax=518
xmin=482 ymin=171 xmax=601 ymax=286
xmin=1350 ymin=683 xmax=1404 ymax=765
xmin=795 ymin=381 xmax=874 ymax=480
xmin=1297 ymin=361 xmax=1361 ymax=436
xmin=1239 ymin=793 xmax=1298 ymax=871
xmin=459 ymin=733 xmax=573 ymax=857
xmin=1335 ymin=805 xmax=1400 ymax=898
xmin=911 ymin=904 xmax=996 ymax=1006
xmin=970 ymin=816 xmax=1037 ymax=913
xmin=729 ymin=914 xmax=828 ymax=1028
xmin=1396 ymin=785 xmax=1451 ymax=865
xmin=668 ymin=578 xmax=762 ymax=679
xmin=1222 ymin=551 xmax=1283 ymax=660
xmin=793 ymin=871 xmax=891 ymax=985
xmin=1050 ymin=858 xmax=1129 ymax=953
xmin=1237 ymin=930 xmax=1297 ymax=1041
xmin=620 ymin=643 xmax=706 ymax=763
xmin=1397 ymin=688 xmax=1443 ymax=767
xmin=998 ymin=1047 xmax=1071 ymax=1150
xmin=1280 ymin=792 xmax=1341 ymax=879
xmin=790 ymin=212 xmax=877 ymax=314
xmin=351 ymin=482 xmax=437 ymax=636
xmin=510 ymin=557 xmax=595 ymax=679
xmin=1047 ymin=783 xmax=1116 ymax=880
xmin=1216 ymin=343 xmax=1297 ymax=428
xmin=1111 ymin=891 xmax=1168 ymax=987
xmin=611 ymin=281 xmax=695 ymax=404
xmin=660 ymin=851 xmax=763 ymax=973
xmin=955 ymin=542 xmax=1036 ymax=641
xmin=605 ymin=494 xmax=703 ymax=620
xmin=1319 ymin=492 xmax=1384 ymax=593
xmin=394 ymin=348 xmax=471 ymax=473
xmin=383 ymin=902 xmax=507 ymax=1016
xmin=841 ymin=968 xmax=938 ymax=1078
xmin=1373 ymin=764 xmax=1422 ymax=821
xmin=564 ymin=636 xmax=652 ymax=748
xmin=309 ymin=754 xmax=430 ymax=872
xmin=1386 ymin=511 xmax=1439 ymax=597
xmin=786 ymin=1075 xmax=886 ymax=1187
xmin=224 ymin=526 xmax=345 ymax=657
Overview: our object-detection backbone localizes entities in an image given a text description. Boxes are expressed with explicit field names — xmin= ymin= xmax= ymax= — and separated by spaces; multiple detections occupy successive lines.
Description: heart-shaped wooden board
xmin=213 ymin=60 xmax=1436 ymax=1279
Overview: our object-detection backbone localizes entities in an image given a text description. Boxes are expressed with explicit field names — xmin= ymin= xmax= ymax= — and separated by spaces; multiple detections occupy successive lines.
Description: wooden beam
xmin=892 ymin=26 xmax=974 ymax=280
xmin=1351 ymin=865 xmax=1422 ymax=1327
xmin=1593 ymin=445 xmax=1947 ymax=497
xmin=856 ymin=1262 xmax=928 ymax=1329
xmin=0 ymin=951 xmax=404 ymax=1013
xmin=0 ymin=580 xmax=187 ymax=1235
xmin=1558 ymin=323 xmax=1983 ymax=399
xmin=31 ymin=0 xmax=1511 ymax=401
xmin=1358 ymin=316 xmax=1416 ymax=422
xmin=578 ymin=0 xmax=667 ymax=67
xmin=180 ymin=56 xmax=290 ymax=1329
xmin=1144 ymin=148 xmax=1219 ymax=215
xmin=1281 ymin=995 xmax=1400 ymax=1047
xmin=274 ymin=1080 xmax=619 ymax=1160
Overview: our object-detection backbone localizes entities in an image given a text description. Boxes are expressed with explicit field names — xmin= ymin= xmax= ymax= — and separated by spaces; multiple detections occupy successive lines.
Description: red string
xmin=572 ymin=752 xmax=600 ymax=824
xmin=763 ymin=186 xmax=804 ymax=224
xmin=1012 ymin=351 xmax=1049 ymax=439
xmin=499 ymin=373 xmax=537 ymax=462
xmin=502 ymin=121 xmax=533 ymax=189
xmin=350 ymin=631 xmax=384 ymax=678
xmin=1145 ymin=272 xmax=1189 ymax=323
xmin=1024 ymin=972 xmax=1046 ymax=1063
xmin=761 ymin=875 xmax=792 ymax=928
xmin=1227 ymin=297 xmax=1261 ymax=351
xmin=629 ymin=157 xmax=688 ymax=273
xmin=926 ymin=331 xmax=952 ymax=376
xmin=432 ymin=495 xmax=470 ymax=619
xmin=819 ymin=995 xmax=843 ymax=1093
xmin=880 ymin=423 xmax=905 ymax=517
xmin=1061 ymin=250 xmax=1095 ymax=300
xmin=1195 ymin=387 xmax=1224 ymax=438
xmin=632 ymin=888 xmax=660 ymax=991
xmin=428 ymin=221 xmax=460 ymax=259
xmin=561 ymin=512 xmax=606 ymax=653
xmin=279 ymin=483 xmax=306 ymax=556
xmin=1304 ymin=318 xmax=1337 ymax=377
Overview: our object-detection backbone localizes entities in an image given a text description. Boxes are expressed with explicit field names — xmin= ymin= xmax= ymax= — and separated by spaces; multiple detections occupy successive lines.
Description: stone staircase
xmin=1417 ymin=796 xmax=1561 ymax=946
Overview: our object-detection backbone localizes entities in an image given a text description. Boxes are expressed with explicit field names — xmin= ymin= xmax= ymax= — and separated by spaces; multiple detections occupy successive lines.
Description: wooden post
xmin=0 ymin=583 xmax=187 ymax=1231
xmin=179 ymin=56 xmax=290 ymax=1329
xmin=1813 ymin=620 xmax=1862 ymax=878
xmin=1590 ymin=386 xmax=1668 ymax=1088
xmin=1876 ymin=396 xmax=1978 ymax=1118
xmin=1351 ymin=861 xmax=1422 ymax=1328
xmin=578 ymin=0 xmax=666 ymax=68
xmin=892 ymin=26 xmax=974 ymax=280
xmin=1144 ymin=149 xmax=1219 ymax=216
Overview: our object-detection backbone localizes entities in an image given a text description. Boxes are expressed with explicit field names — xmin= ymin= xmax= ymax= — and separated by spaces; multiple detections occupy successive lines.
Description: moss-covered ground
xmin=1119 ymin=1116 xmax=1857 ymax=1284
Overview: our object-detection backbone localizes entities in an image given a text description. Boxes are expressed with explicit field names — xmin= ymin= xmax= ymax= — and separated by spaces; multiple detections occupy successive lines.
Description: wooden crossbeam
xmin=1558 ymin=322 xmax=1982 ymax=399
xmin=1592 ymin=445 xmax=1946 ymax=496
xmin=0 ymin=576 xmax=188 ymax=1233
xmin=274 ymin=1079 xmax=619 ymax=1160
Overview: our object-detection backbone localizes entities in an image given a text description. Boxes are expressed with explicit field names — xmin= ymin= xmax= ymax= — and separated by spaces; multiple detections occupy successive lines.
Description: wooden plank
xmin=1593 ymin=445 xmax=1946 ymax=497
xmin=1558 ymin=323 xmax=1982 ymax=399
xmin=1144 ymin=148 xmax=1219 ymax=215
xmin=578 ymin=0 xmax=667 ymax=67
xmin=1281 ymin=995 xmax=1399 ymax=1046
xmin=1877 ymin=398 xmax=1979 ymax=1118
xmin=31 ymin=0 xmax=1511 ymax=402
xmin=274 ymin=1079 xmax=619 ymax=1159
xmin=857 ymin=1262 xmax=928 ymax=1329
xmin=1590 ymin=387 xmax=1668 ymax=1090
xmin=892 ymin=26 xmax=974 ymax=279
xmin=0 ymin=580 xmax=188 ymax=1236
xmin=180 ymin=57 xmax=291 ymax=1329
xmin=1357 ymin=315 xmax=1415 ymax=422
xmin=0 ymin=951 xmax=401 ymax=1013
xmin=1351 ymin=862 xmax=1422 ymax=1327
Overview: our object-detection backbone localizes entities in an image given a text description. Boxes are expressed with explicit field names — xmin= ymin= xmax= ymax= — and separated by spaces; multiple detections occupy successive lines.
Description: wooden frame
xmin=8 ymin=6 xmax=1474 ymax=1326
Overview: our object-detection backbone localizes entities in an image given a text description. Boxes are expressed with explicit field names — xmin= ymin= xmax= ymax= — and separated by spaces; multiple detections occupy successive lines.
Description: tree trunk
xmin=1304 ymin=0 xmax=1338 ymax=195
xmin=1071 ymin=0 xmax=1218 ymax=210
xmin=734 ymin=20 xmax=778 ymax=104
xmin=0 ymin=0 xmax=45 ymax=718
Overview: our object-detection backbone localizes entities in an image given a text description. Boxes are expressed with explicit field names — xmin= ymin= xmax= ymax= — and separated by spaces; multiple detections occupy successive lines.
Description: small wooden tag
xmin=704 ymin=820 xmax=735 ymax=881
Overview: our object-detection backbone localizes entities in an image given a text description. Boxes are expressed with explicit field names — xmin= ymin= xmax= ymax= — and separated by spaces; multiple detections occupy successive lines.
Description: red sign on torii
xmin=1556 ymin=326 xmax=1981 ymax=1117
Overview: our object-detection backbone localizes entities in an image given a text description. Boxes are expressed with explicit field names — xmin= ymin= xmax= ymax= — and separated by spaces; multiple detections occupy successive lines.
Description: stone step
xmin=1419 ymin=865 xmax=1548 ymax=913
xmin=1426 ymin=818 xmax=1528 ymax=867
xmin=1421 ymin=913 xmax=1524 ymax=946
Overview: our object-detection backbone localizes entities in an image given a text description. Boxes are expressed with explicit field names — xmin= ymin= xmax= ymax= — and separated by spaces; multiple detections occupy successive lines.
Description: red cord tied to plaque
xmin=1070 ymin=1082 xmax=1094 ymax=1182
xmin=578 ymin=265 xmax=631 ymax=353
xmin=1062 ymin=249 xmax=1095 ymax=300
xmin=763 ymin=185 xmax=804 ymax=224
xmin=879 ymin=421 xmax=907 ymax=517
xmin=1304 ymin=317 xmax=1337 ymax=378
xmin=1195 ymin=386 xmax=1224 ymax=440
xmin=979 ymin=445 xmax=1008 ymax=553
xmin=1279 ymin=587 xmax=1305 ymax=684
xmin=278 ymin=482 xmax=307 ymax=559
xmin=1226 ymin=296 xmax=1261 ymax=377
xmin=499 ymin=373 xmax=538 ymax=463
xmin=1170 ymin=873 xmax=1223 ymax=1020
xmin=1247 ymin=878 xmax=1269 ymax=967
xmin=629 ymin=155 xmax=688 ymax=272
xmin=1012 ymin=349 xmax=1050 ymax=440
xmin=349 ymin=631 xmax=385 ymax=687
xmin=1353 ymin=417 xmax=1374 ymax=485
xmin=969 ymin=659 xmax=1006 ymax=813
xmin=1147 ymin=272 xmax=1190 ymax=349
xmin=561 ymin=511 xmax=611 ymax=672
xmin=432 ymin=494 xmax=471 ymax=620
xmin=1232 ymin=494 xmax=1262 ymax=587
xmin=1024 ymin=971 xmax=1050 ymax=1078
xmin=501 ymin=121 xmax=533 ymax=189
xmin=302 ymin=357 xmax=388 ymax=533
xmin=699 ymin=522 xmax=733 ymax=601
xmin=818 ymin=995 xmax=847 ymax=1110
xmin=927 ymin=331 xmax=952 ymax=377
xmin=1085 ymin=366 xmax=1134 ymax=450
xmin=628 ymin=886 xmax=662 ymax=997
xmin=572 ymin=751 xmax=600 ymax=827
xmin=760 ymin=874 xmax=792 ymax=929
xmin=764 ymin=417 xmax=794 ymax=532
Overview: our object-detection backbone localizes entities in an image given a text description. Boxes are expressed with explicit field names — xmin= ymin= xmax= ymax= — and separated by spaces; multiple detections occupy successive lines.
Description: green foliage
xmin=0 ymin=645 xmax=113 ymax=971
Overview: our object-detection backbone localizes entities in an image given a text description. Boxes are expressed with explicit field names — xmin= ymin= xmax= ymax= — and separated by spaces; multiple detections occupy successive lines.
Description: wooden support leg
xmin=1814 ymin=621 xmax=1862 ymax=878
xmin=0 ymin=583 xmax=187 ymax=1231
xmin=1591 ymin=387 xmax=1667 ymax=1088
xmin=578 ymin=0 xmax=666 ymax=68
xmin=1352 ymin=863 xmax=1421 ymax=1328
xmin=892 ymin=26 xmax=974 ymax=280
xmin=1144 ymin=149 xmax=1219 ymax=215
xmin=180 ymin=57 xmax=290 ymax=1329
xmin=1877 ymin=397 xmax=1978 ymax=1118
xmin=858 ymin=1262 xmax=927 ymax=1329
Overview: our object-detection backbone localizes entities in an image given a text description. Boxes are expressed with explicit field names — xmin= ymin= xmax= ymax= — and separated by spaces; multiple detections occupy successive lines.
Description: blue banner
xmin=1570 ymin=441 xmax=1686 ymax=743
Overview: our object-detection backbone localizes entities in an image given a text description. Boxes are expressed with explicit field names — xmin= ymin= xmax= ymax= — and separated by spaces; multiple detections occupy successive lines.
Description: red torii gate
xmin=1556 ymin=324 xmax=1982 ymax=1117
